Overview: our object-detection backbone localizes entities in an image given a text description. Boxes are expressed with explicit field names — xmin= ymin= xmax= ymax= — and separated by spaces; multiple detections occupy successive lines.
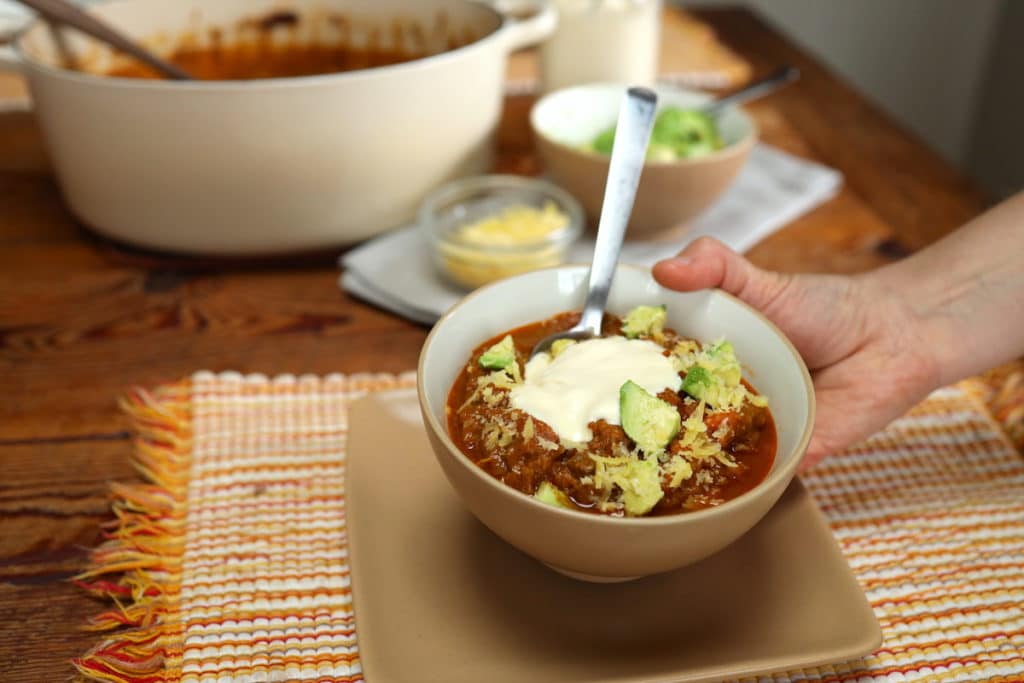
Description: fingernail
xmin=655 ymin=256 xmax=691 ymax=271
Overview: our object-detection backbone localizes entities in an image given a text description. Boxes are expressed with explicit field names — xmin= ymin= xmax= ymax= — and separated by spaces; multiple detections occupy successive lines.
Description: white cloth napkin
xmin=340 ymin=144 xmax=842 ymax=325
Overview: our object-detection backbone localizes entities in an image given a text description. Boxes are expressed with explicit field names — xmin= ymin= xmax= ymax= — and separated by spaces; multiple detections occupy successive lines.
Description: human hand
xmin=653 ymin=238 xmax=942 ymax=471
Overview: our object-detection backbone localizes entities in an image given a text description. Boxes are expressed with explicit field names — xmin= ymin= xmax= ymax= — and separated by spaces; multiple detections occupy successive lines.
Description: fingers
xmin=652 ymin=237 xmax=748 ymax=293
xmin=652 ymin=237 xmax=791 ymax=315
xmin=656 ymin=239 xmax=830 ymax=474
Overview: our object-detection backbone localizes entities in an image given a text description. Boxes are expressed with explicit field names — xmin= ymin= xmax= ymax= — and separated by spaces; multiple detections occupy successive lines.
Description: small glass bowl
xmin=421 ymin=175 xmax=584 ymax=290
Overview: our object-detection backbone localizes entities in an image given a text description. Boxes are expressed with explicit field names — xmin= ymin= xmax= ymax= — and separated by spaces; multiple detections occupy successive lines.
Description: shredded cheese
xmin=675 ymin=401 xmax=729 ymax=462
xmin=456 ymin=201 xmax=569 ymax=246
xmin=665 ymin=455 xmax=694 ymax=488
xmin=537 ymin=437 xmax=560 ymax=451
xmin=673 ymin=338 xmax=768 ymax=411
xmin=438 ymin=202 xmax=571 ymax=289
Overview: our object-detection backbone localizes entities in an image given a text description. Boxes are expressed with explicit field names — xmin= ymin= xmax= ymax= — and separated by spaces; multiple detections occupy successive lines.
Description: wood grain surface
xmin=0 ymin=8 xmax=989 ymax=680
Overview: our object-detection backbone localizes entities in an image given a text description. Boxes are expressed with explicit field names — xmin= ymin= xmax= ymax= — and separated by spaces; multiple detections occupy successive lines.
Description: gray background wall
xmin=685 ymin=0 xmax=1021 ymax=198
xmin=965 ymin=0 xmax=1024 ymax=198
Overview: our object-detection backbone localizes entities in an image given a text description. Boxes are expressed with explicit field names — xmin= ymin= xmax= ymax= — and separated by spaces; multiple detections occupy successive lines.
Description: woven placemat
xmin=969 ymin=362 xmax=1024 ymax=451
xmin=75 ymin=371 xmax=1024 ymax=682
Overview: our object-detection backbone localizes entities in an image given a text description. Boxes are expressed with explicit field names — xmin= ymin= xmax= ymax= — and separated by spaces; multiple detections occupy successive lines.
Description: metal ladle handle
xmin=578 ymin=86 xmax=658 ymax=334
xmin=16 ymin=0 xmax=192 ymax=80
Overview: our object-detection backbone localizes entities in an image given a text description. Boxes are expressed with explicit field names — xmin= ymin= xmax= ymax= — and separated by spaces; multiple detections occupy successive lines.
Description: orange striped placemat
xmin=972 ymin=362 xmax=1024 ymax=451
xmin=75 ymin=371 xmax=1024 ymax=682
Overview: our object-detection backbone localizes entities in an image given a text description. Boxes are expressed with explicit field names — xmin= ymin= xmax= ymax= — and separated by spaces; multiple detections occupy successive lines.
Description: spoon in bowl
xmin=530 ymin=86 xmax=658 ymax=359
xmin=702 ymin=65 xmax=799 ymax=116
xmin=16 ymin=0 xmax=192 ymax=80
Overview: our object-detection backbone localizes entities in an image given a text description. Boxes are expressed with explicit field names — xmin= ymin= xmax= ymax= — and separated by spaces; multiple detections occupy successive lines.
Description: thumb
xmin=652 ymin=237 xmax=790 ymax=314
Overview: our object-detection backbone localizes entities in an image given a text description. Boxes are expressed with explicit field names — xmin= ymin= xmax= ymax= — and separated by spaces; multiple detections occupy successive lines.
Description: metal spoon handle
xmin=578 ymin=86 xmax=658 ymax=334
xmin=16 ymin=0 xmax=192 ymax=80
xmin=703 ymin=65 xmax=799 ymax=115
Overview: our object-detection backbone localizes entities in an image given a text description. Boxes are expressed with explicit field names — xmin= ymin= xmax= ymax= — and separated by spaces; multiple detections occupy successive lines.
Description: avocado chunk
xmin=549 ymin=338 xmax=576 ymax=358
xmin=478 ymin=335 xmax=516 ymax=370
xmin=681 ymin=340 xmax=747 ymax=408
xmin=534 ymin=481 xmax=572 ymax=509
xmin=617 ymin=456 xmax=664 ymax=516
xmin=619 ymin=380 xmax=681 ymax=453
xmin=646 ymin=143 xmax=678 ymax=162
xmin=621 ymin=304 xmax=667 ymax=339
xmin=677 ymin=137 xmax=719 ymax=159
xmin=704 ymin=339 xmax=743 ymax=388
xmin=681 ymin=366 xmax=713 ymax=401
xmin=588 ymin=107 xmax=724 ymax=161
xmin=591 ymin=126 xmax=616 ymax=155
xmin=651 ymin=107 xmax=723 ymax=159
xmin=707 ymin=339 xmax=734 ymax=358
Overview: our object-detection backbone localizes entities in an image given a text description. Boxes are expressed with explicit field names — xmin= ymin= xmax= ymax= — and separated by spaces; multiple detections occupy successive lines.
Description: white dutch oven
xmin=0 ymin=0 xmax=555 ymax=254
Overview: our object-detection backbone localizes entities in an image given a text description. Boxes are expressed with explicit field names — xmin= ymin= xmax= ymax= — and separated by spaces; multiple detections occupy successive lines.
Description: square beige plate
xmin=347 ymin=390 xmax=881 ymax=683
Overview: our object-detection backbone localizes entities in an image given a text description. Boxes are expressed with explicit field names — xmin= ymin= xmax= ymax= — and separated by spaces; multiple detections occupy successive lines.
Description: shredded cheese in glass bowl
xmin=420 ymin=175 xmax=584 ymax=290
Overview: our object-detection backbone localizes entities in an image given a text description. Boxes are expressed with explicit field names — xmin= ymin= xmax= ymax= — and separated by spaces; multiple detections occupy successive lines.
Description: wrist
xmin=862 ymin=263 xmax=951 ymax=392
xmin=915 ymin=303 xmax=963 ymax=388
xmin=870 ymin=254 xmax=998 ymax=389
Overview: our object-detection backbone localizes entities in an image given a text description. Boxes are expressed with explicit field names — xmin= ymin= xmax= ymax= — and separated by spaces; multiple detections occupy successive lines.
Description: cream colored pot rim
xmin=418 ymin=262 xmax=817 ymax=528
xmin=13 ymin=0 xmax=511 ymax=91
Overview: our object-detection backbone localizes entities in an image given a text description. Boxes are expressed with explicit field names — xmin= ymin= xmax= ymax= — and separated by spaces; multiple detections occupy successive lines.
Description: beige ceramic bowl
xmin=418 ymin=265 xmax=814 ymax=582
xmin=531 ymin=83 xmax=757 ymax=240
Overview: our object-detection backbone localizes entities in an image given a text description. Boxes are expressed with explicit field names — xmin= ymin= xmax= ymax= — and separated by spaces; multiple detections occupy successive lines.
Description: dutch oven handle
xmin=0 ymin=14 xmax=28 ymax=73
xmin=494 ymin=0 xmax=557 ymax=52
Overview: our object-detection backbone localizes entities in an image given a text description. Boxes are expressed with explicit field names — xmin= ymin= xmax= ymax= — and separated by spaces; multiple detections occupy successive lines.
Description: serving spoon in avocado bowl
xmin=530 ymin=86 xmax=658 ymax=359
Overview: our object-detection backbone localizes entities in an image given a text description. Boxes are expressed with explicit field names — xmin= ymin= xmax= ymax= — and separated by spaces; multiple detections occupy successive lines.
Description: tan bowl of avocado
xmin=531 ymin=83 xmax=757 ymax=240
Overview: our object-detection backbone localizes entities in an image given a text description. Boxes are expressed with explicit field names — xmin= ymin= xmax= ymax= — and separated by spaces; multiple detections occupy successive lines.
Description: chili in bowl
xmin=417 ymin=265 xmax=815 ymax=582
xmin=447 ymin=308 xmax=777 ymax=518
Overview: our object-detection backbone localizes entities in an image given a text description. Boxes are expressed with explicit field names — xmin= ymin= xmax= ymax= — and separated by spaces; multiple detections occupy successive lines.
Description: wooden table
xmin=0 ymin=7 xmax=989 ymax=680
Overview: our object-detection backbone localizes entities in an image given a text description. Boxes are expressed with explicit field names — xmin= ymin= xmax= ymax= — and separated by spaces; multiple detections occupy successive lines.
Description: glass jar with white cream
xmin=539 ymin=0 xmax=662 ymax=92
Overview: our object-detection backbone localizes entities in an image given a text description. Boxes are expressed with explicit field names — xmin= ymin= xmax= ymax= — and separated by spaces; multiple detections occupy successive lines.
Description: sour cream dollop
xmin=510 ymin=336 xmax=682 ymax=443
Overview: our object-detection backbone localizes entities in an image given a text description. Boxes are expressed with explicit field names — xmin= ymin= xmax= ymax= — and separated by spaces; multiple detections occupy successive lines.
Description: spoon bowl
xmin=530 ymin=323 xmax=600 ymax=359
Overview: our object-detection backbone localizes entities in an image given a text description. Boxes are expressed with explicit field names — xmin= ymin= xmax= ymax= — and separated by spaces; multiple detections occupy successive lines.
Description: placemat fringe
xmin=73 ymin=382 xmax=192 ymax=683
